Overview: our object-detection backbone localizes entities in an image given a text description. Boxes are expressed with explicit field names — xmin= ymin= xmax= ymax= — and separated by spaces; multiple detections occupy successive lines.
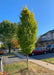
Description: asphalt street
xmin=30 ymin=53 xmax=54 ymax=60
xmin=2 ymin=52 xmax=54 ymax=65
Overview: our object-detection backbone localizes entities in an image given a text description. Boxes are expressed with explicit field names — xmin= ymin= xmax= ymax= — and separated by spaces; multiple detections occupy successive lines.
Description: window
xmin=42 ymin=36 xmax=46 ymax=40
xmin=35 ymin=48 xmax=42 ymax=50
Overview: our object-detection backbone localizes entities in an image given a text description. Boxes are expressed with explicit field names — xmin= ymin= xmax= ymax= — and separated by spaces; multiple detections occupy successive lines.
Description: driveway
xmin=30 ymin=53 xmax=54 ymax=60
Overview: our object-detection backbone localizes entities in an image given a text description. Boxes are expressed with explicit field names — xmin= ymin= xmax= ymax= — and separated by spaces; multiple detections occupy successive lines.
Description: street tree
xmin=17 ymin=6 xmax=38 ymax=69
xmin=0 ymin=20 xmax=17 ymax=53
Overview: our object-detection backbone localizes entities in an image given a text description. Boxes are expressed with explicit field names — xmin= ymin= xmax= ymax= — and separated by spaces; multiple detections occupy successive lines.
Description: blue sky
xmin=0 ymin=0 xmax=54 ymax=37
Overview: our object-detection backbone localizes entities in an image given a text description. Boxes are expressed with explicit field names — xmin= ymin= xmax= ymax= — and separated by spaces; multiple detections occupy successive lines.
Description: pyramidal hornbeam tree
xmin=17 ymin=5 xmax=38 ymax=69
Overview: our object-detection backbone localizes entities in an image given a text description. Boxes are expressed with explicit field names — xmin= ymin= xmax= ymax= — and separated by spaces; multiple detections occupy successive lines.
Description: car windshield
xmin=35 ymin=48 xmax=42 ymax=50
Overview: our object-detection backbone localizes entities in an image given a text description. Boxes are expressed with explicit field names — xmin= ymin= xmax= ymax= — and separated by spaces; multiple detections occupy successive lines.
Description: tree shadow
xmin=8 ymin=56 xmax=18 ymax=58
xmin=8 ymin=56 xmax=25 ymax=59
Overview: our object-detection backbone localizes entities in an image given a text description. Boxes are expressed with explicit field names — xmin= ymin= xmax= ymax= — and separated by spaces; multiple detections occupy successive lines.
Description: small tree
xmin=17 ymin=6 xmax=37 ymax=69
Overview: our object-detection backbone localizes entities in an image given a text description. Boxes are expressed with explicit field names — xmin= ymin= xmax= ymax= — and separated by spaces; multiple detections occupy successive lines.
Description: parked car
xmin=31 ymin=47 xmax=48 ymax=56
xmin=46 ymin=44 xmax=54 ymax=53
xmin=0 ymin=48 xmax=3 ymax=54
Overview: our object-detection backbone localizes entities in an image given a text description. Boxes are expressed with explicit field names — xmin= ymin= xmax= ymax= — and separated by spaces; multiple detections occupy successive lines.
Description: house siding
xmin=36 ymin=29 xmax=54 ymax=47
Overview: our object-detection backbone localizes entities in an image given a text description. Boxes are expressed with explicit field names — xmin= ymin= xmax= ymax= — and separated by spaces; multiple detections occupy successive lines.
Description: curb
xmin=0 ymin=56 xmax=3 ymax=75
xmin=1 ymin=60 xmax=3 ymax=72
xmin=1 ymin=57 xmax=3 ymax=72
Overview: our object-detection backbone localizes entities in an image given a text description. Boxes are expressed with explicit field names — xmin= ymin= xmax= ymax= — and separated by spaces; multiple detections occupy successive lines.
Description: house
xmin=36 ymin=29 xmax=54 ymax=47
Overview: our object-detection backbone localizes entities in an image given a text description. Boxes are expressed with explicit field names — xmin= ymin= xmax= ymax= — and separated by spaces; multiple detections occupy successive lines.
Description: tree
xmin=17 ymin=6 xmax=37 ymax=69
xmin=0 ymin=20 xmax=17 ymax=53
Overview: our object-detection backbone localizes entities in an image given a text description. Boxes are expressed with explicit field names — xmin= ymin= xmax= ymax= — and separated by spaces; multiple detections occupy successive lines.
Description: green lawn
xmin=42 ymin=58 xmax=54 ymax=64
xmin=3 ymin=61 xmax=54 ymax=75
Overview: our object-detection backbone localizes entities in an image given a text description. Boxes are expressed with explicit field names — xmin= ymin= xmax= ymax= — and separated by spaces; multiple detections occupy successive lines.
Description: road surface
xmin=30 ymin=53 xmax=54 ymax=60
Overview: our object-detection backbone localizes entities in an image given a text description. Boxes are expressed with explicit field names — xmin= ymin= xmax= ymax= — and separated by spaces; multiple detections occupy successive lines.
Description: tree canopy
xmin=17 ymin=6 xmax=38 ymax=54
xmin=0 ymin=20 xmax=18 ymax=52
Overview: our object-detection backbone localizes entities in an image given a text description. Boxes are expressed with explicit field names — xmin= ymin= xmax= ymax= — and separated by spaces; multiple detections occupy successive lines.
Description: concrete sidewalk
xmin=14 ymin=52 xmax=54 ymax=71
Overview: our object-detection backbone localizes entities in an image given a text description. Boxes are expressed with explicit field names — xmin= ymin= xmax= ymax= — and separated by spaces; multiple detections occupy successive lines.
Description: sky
xmin=0 ymin=0 xmax=54 ymax=38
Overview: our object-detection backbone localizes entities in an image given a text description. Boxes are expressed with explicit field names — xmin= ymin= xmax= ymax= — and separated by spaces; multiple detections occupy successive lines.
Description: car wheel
xmin=32 ymin=52 xmax=34 ymax=56
xmin=44 ymin=51 xmax=46 ymax=54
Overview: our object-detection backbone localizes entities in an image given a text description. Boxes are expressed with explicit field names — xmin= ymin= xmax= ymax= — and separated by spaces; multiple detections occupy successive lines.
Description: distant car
xmin=0 ymin=48 xmax=3 ymax=54
xmin=31 ymin=47 xmax=48 ymax=56
xmin=46 ymin=44 xmax=54 ymax=53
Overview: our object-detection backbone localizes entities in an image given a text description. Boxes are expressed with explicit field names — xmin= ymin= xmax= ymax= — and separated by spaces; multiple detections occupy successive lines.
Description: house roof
xmin=41 ymin=29 xmax=54 ymax=37
xmin=49 ymin=29 xmax=54 ymax=33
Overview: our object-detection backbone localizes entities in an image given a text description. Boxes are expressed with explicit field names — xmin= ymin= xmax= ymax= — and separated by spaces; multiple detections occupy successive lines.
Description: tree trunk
xmin=27 ymin=54 xmax=29 ymax=70
xmin=8 ymin=43 xmax=11 ymax=53
xmin=9 ymin=46 xmax=11 ymax=53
